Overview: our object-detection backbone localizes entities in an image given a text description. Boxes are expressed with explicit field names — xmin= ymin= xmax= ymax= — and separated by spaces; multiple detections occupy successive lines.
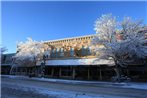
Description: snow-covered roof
xmin=36 ymin=58 xmax=114 ymax=66
xmin=1 ymin=64 xmax=12 ymax=66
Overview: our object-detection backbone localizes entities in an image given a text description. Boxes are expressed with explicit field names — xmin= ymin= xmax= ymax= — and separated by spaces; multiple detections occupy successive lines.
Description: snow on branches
xmin=14 ymin=37 xmax=50 ymax=67
xmin=92 ymin=14 xmax=147 ymax=67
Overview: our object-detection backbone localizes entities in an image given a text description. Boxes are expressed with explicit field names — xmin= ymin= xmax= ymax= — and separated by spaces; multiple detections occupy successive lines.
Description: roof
xmin=1 ymin=64 xmax=12 ymax=66
xmin=43 ymin=34 xmax=95 ymax=43
xmin=2 ymin=53 xmax=16 ymax=55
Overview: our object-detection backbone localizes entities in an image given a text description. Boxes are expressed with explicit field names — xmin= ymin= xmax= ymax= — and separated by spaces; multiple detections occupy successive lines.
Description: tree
xmin=11 ymin=38 xmax=51 ymax=75
xmin=0 ymin=47 xmax=8 ymax=63
xmin=92 ymin=14 xmax=147 ymax=82
xmin=1 ymin=47 xmax=7 ymax=54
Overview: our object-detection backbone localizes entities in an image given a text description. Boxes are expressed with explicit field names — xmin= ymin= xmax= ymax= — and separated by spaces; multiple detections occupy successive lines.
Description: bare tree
xmin=1 ymin=47 xmax=7 ymax=54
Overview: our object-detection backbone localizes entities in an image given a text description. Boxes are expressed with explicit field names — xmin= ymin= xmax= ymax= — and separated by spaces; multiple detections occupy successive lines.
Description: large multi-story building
xmin=36 ymin=35 xmax=115 ymax=80
xmin=1 ymin=34 xmax=115 ymax=81
xmin=1 ymin=29 xmax=147 ymax=81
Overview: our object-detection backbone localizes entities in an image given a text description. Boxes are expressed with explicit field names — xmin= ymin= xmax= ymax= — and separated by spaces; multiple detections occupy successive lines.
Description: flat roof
xmin=43 ymin=34 xmax=95 ymax=43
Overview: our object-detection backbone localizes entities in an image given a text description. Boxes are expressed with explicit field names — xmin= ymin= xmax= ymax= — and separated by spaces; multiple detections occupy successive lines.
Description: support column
xmin=51 ymin=67 xmax=54 ymax=77
xmin=99 ymin=66 xmax=102 ymax=80
xmin=26 ymin=68 xmax=27 ymax=75
xmin=19 ymin=68 xmax=21 ymax=75
xmin=59 ymin=67 xmax=62 ymax=78
xmin=16 ymin=67 xmax=18 ymax=75
xmin=34 ymin=67 xmax=36 ymax=76
xmin=37 ymin=67 xmax=39 ymax=76
xmin=127 ymin=69 xmax=129 ymax=77
xmin=20 ymin=68 xmax=22 ymax=75
xmin=87 ymin=67 xmax=90 ymax=80
xmin=14 ymin=67 xmax=16 ymax=75
xmin=72 ymin=67 xmax=75 ymax=79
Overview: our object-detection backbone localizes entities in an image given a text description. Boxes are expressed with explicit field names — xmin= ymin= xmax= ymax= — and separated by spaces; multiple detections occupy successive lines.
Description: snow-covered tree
xmin=92 ymin=14 xmax=147 ymax=81
xmin=13 ymin=38 xmax=50 ymax=67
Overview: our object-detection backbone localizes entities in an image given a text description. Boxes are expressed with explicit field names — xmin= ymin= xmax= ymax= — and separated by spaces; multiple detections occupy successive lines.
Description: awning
xmin=36 ymin=58 xmax=114 ymax=66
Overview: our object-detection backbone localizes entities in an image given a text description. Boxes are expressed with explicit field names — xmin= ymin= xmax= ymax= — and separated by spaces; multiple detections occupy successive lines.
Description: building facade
xmin=43 ymin=34 xmax=96 ymax=58
xmin=1 ymin=34 xmax=147 ymax=82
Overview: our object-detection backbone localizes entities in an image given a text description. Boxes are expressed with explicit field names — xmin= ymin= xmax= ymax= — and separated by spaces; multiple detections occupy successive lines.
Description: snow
xmin=36 ymin=89 xmax=104 ymax=98
xmin=31 ymin=77 xmax=147 ymax=90
xmin=2 ymin=75 xmax=128 ymax=98
xmin=4 ymin=83 xmax=120 ymax=98
xmin=92 ymin=14 xmax=147 ymax=67
xmin=2 ymin=75 xmax=147 ymax=90
xmin=122 ymin=83 xmax=147 ymax=90
xmin=36 ymin=58 xmax=114 ymax=66
xmin=38 ymin=90 xmax=127 ymax=98
xmin=0 ymin=64 xmax=12 ymax=66
xmin=2 ymin=84 xmax=130 ymax=98
xmin=13 ymin=37 xmax=51 ymax=67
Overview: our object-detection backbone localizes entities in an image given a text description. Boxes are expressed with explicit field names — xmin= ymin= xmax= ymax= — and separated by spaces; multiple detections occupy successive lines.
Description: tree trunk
xmin=87 ymin=68 xmax=90 ymax=80
xmin=114 ymin=61 xmax=122 ymax=82
xmin=114 ymin=66 xmax=121 ymax=82
xmin=10 ymin=65 xmax=14 ymax=75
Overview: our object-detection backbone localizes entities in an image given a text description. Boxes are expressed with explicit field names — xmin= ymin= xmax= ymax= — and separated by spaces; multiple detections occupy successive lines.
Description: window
xmin=70 ymin=48 xmax=74 ymax=57
xmin=87 ymin=47 xmax=91 ymax=55
xmin=81 ymin=46 xmax=86 ymax=56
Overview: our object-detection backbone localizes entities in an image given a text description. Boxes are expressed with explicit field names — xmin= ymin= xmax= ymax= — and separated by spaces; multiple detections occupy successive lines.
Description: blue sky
xmin=2 ymin=1 xmax=147 ymax=53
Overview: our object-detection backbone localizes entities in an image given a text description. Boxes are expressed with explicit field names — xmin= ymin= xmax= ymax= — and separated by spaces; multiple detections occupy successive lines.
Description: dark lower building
xmin=1 ymin=53 xmax=15 ymax=75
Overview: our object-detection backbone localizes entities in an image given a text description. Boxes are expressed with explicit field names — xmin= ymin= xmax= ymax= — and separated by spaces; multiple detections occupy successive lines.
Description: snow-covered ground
xmin=2 ymin=75 xmax=147 ymax=90
xmin=1 ymin=75 xmax=126 ymax=98
xmin=2 ymin=75 xmax=147 ymax=98
xmin=24 ymin=87 xmax=120 ymax=98
xmin=2 ymin=83 xmax=108 ymax=98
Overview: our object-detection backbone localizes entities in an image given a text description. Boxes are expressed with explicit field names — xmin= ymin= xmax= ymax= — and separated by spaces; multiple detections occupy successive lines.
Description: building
xmin=1 ymin=33 xmax=147 ymax=82
xmin=36 ymin=34 xmax=115 ymax=80
xmin=1 ymin=24 xmax=147 ymax=81
xmin=1 ymin=53 xmax=15 ymax=74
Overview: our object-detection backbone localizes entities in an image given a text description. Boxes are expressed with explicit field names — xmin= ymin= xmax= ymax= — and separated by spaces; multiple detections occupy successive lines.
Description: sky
xmin=1 ymin=1 xmax=147 ymax=53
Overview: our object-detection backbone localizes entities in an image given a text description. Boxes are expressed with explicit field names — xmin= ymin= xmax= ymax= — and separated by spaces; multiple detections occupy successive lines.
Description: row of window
xmin=44 ymin=47 xmax=92 ymax=58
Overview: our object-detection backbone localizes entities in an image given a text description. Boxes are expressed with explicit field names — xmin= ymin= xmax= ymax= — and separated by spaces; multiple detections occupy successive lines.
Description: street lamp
xmin=41 ymin=54 xmax=46 ymax=77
